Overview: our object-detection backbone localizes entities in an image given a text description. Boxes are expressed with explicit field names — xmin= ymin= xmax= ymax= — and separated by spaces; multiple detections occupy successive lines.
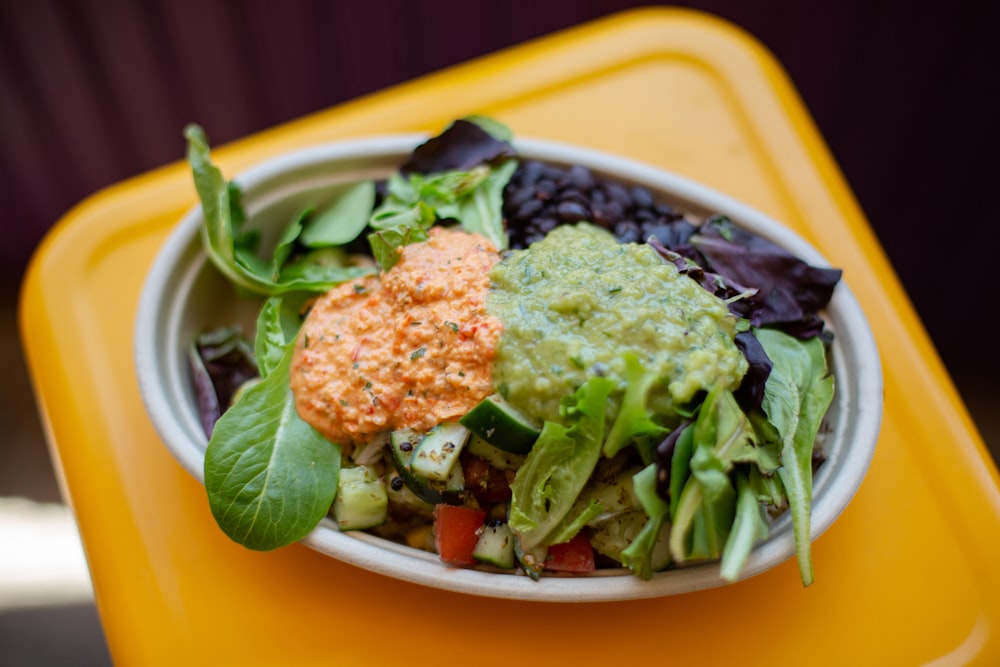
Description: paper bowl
xmin=135 ymin=134 xmax=882 ymax=602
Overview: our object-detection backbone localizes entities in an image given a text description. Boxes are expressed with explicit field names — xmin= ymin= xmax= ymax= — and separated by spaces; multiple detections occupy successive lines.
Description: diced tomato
xmin=544 ymin=532 xmax=596 ymax=573
xmin=433 ymin=504 xmax=487 ymax=566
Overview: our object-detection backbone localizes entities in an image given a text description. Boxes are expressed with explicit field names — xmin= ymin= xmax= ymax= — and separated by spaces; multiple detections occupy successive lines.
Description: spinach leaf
xmin=367 ymin=203 xmax=436 ymax=271
xmin=509 ymin=377 xmax=615 ymax=553
xmin=254 ymin=297 xmax=288 ymax=379
xmin=755 ymin=327 xmax=835 ymax=586
xmin=454 ymin=159 xmax=517 ymax=250
xmin=184 ymin=124 xmax=374 ymax=295
xmin=204 ymin=341 xmax=340 ymax=551
xmin=271 ymin=208 xmax=310 ymax=280
xmin=299 ymin=180 xmax=376 ymax=248
xmin=185 ymin=124 xmax=273 ymax=294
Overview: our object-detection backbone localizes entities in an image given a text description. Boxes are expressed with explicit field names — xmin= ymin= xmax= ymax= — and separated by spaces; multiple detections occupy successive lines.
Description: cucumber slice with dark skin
xmin=473 ymin=520 xmax=516 ymax=569
xmin=410 ymin=422 xmax=470 ymax=482
xmin=459 ymin=394 xmax=541 ymax=455
xmin=466 ymin=435 xmax=525 ymax=471
xmin=387 ymin=428 xmax=462 ymax=506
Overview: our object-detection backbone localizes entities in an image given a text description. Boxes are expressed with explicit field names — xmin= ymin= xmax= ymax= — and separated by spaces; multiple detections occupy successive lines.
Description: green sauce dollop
xmin=488 ymin=224 xmax=747 ymax=425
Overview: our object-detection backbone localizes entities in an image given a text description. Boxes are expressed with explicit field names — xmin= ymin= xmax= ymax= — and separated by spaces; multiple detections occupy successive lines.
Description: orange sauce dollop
xmin=290 ymin=227 xmax=502 ymax=445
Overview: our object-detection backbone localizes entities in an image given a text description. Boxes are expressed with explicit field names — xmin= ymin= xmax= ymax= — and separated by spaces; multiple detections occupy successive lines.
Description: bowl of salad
xmin=135 ymin=118 xmax=882 ymax=601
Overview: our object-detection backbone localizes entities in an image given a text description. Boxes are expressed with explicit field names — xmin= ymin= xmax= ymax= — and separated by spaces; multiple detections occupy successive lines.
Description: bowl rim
xmin=135 ymin=133 xmax=883 ymax=602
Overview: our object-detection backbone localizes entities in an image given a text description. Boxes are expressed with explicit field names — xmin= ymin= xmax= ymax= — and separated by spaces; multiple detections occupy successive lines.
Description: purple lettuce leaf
xmin=734 ymin=330 xmax=773 ymax=411
xmin=690 ymin=216 xmax=842 ymax=337
xmin=190 ymin=327 xmax=259 ymax=437
xmin=401 ymin=119 xmax=516 ymax=175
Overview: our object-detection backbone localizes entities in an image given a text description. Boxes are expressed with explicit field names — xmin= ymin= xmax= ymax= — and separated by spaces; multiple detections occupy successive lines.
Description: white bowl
xmin=135 ymin=134 xmax=882 ymax=602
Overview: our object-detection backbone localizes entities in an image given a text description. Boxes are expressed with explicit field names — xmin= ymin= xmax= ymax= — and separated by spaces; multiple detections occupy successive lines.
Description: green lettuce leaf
xmin=603 ymin=353 xmax=669 ymax=458
xmin=755 ymin=327 xmax=835 ymax=586
xmin=620 ymin=463 xmax=671 ymax=579
xmin=720 ymin=469 xmax=771 ymax=580
xmin=509 ymin=377 xmax=615 ymax=554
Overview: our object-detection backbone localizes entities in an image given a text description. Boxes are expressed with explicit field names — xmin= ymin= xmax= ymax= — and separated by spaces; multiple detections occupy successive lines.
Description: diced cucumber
xmin=385 ymin=461 xmax=435 ymax=514
xmin=443 ymin=459 xmax=465 ymax=493
xmin=459 ymin=394 xmax=540 ymax=454
xmin=387 ymin=428 xmax=459 ymax=505
xmin=333 ymin=465 xmax=387 ymax=531
xmin=410 ymin=422 xmax=470 ymax=482
xmin=473 ymin=521 xmax=516 ymax=569
xmin=466 ymin=435 xmax=525 ymax=471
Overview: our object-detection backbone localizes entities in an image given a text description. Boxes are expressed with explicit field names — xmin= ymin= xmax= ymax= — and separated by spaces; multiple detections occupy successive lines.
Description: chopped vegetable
xmin=544 ymin=533 xmax=596 ymax=573
xmin=433 ymin=504 xmax=488 ymax=566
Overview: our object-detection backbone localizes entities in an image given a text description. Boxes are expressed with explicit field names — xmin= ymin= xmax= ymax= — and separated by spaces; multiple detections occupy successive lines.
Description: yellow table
xmin=21 ymin=9 xmax=1000 ymax=665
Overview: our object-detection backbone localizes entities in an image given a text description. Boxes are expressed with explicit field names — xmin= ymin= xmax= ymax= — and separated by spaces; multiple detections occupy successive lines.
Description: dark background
xmin=3 ymin=0 xmax=999 ymax=417
xmin=1 ymin=1 xmax=998 ymax=663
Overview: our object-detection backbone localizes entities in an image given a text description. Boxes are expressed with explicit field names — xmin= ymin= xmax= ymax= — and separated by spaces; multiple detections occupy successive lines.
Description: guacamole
xmin=488 ymin=223 xmax=747 ymax=425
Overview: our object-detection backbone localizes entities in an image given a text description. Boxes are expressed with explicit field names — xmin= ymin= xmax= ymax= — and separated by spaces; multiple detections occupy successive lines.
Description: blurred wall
xmin=2 ymin=0 xmax=998 ymax=393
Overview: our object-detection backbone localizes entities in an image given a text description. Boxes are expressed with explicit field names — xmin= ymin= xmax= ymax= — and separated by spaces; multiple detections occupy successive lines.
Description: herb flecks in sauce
xmin=488 ymin=224 xmax=747 ymax=425
xmin=291 ymin=227 xmax=502 ymax=444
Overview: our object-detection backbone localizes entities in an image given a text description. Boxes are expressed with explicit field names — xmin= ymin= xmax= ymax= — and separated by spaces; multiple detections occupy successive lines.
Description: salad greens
xmin=204 ymin=340 xmax=341 ymax=551
xmin=508 ymin=377 xmax=614 ymax=571
xmin=186 ymin=117 xmax=840 ymax=585
xmin=184 ymin=125 xmax=374 ymax=296
xmin=190 ymin=118 xmax=518 ymax=551
xmin=755 ymin=327 xmax=835 ymax=586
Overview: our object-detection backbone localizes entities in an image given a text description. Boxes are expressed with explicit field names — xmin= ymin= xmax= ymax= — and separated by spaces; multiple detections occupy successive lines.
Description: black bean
xmin=630 ymin=185 xmax=655 ymax=209
xmin=602 ymin=200 xmax=625 ymax=222
xmin=502 ymin=158 xmax=699 ymax=249
xmin=614 ymin=220 xmax=641 ymax=244
xmin=535 ymin=179 xmax=557 ymax=200
xmin=558 ymin=189 xmax=590 ymax=206
xmin=566 ymin=165 xmax=595 ymax=191
xmin=556 ymin=200 xmax=590 ymax=223
xmin=590 ymin=203 xmax=613 ymax=228
xmin=541 ymin=164 xmax=565 ymax=182
xmin=635 ymin=209 xmax=656 ymax=224
xmin=520 ymin=161 xmax=545 ymax=185
xmin=642 ymin=220 xmax=697 ymax=247
xmin=604 ymin=182 xmax=631 ymax=208
xmin=515 ymin=198 xmax=544 ymax=220
xmin=536 ymin=217 xmax=559 ymax=233
xmin=506 ymin=185 xmax=537 ymax=210
xmin=655 ymin=202 xmax=676 ymax=218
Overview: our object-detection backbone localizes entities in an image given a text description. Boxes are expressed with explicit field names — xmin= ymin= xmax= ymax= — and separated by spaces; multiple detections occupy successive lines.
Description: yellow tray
xmin=21 ymin=8 xmax=1000 ymax=665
